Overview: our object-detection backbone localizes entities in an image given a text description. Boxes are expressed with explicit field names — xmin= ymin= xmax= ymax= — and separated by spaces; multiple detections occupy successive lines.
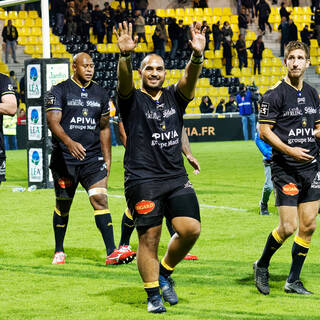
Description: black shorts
xmin=272 ymin=164 xmax=320 ymax=206
xmin=50 ymin=155 xmax=107 ymax=199
xmin=0 ymin=158 xmax=5 ymax=182
xmin=125 ymin=176 xmax=200 ymax=228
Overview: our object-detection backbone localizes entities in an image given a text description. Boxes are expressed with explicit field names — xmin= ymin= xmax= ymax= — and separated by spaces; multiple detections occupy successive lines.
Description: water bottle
xmin=27 ymin=185 xmax=37 ymax=192
xmin=12 ymin=187 xmax=26 ymax=192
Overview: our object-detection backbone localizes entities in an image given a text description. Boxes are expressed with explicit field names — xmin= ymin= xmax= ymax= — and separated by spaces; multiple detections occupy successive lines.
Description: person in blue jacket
xmin=255 ymin=124 xmax=273 ymax=215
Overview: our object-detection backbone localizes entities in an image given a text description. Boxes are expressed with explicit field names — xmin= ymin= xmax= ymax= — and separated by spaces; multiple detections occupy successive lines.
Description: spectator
xmin=215 ymin=99 xmax=225 ymax=113
xmin=236 ymin=34 xmax=248 ymax=70
xmin=135 ymin=10 xmax=147 ymax=43
xmin=256 ymin=0 xmax=272 ymax=34
xmin=9 ymin=71 xmax=19 ymax=103
xmin=278 ymin=16 xmax=289 ymax=57
xmin=291 ymin=0 xmax=299 ymax=7
xmin=238 ymin=7 xmax=249 ymax=39
xmin=201 ymin=20 xmax=211 ymax=50
xmin=288 ymin=19 xmax=298 ymax=42
xmin=221 ymin=21 xmax=233 ymax=43
xmin=152 ymin=26 xmax=165 ymax=59
xmin=17 ymin=107 xmax=26 ymax=125
xmin=225 ymin=96 xmax=238 ymax=112
xmin=168 ymin=18 xmax=180 ymax=59
xmin=193 ymin=0 xmax=208 ymax=7
xmin=66 ymin=1 xmax=77 ymax=37
xmin=19 ymin=75 xmax=25 ymax=104
xmin=236 ymin=83 xmax=255 ymax=141
xmin=79 ymin=6 xmax=91 ymax=41
xmin=2 ymin=20 xmax=18 ymax=64
xmin=153 ymin=18 xmax=168 ymax=59
xmin=249 ymin=35 xmax=264 ymax=74
xmin=279 ymin=2 xmax=290 ymax=21
xmin=212 ymin=21 xmax=222 ymax=51
xmin=199 ymin=96 xmax=214 ymax=113
xmin=242 ymin=0 xmax=254 ymax=20
xmin=91 ymin=5 xmax=105 ymax=43
xmin=3 ymin=113 xmax=17 ymax=150
xmin=177 ymin=19 xmax=188 ymax=50
xmin=223 ymin=39 xmax=233 ymax=75
xmin=51 ymin=0 xmax=67 ymax=36
xmin=300 ymin=25 xmax=312 ymax=47
xmin=134 ymin=0 xmax=148 ymax=16
xmin=315 ymin=6 xmax=320 ymax=46
xmin=103 ymin=2 xmax=115 ymax=44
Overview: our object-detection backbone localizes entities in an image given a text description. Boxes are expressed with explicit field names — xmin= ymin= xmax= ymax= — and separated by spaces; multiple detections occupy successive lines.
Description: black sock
xmin=287 ymin=236 xmax=310 ymax=283
xmin=258 ymin=230 xmax=283 ymax=268
xmin=145 ymin=284 xmax=160 ymax=299
xmin=165 ymin=218 xmax=175 ymax=237
xmin=119 ymin=209 xmax=135 ymax=247
xmin=94 ymin=210 xmax=116 ymax=255
xmin=53 ymin=209 xmax=69 ymax=253
xmin=160 ymin=258 xmax=174 ymax=278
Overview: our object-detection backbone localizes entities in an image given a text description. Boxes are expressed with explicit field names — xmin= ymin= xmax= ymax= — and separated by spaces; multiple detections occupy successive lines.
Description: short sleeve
xmin=0 ymin=74 xmax=15 ymax=97
xmin=312 ymin=88 xmax=320 ymax=124
xmin=172 ymin=84 xmax=192 ymax=112
xmin=44 ymin=85 xmax=63 ymax=113
xmin=258 ymin=89 xmax=280 ymax=125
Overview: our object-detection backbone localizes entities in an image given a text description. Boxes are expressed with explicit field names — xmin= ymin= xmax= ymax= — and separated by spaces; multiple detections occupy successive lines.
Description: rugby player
xmin=254 ymin=41 xmax=320 ymax=295
xmin=45 ymin=52 xmax=135 ymax=266
xmin=115 ymin=21 xmax=205 ymax=313
xmin=0 ymin=73 xmax=17 ymax=184
xmin=117 ymin=120 xmax=200 ymax=260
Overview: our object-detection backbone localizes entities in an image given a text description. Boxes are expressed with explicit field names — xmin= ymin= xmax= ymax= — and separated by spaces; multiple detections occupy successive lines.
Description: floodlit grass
xmin=1 ymin=141 xmax=320 ymax=320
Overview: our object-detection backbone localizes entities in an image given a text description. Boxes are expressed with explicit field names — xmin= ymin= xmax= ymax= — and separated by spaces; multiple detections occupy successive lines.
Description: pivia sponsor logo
xmin=282 ymin=183 xmax=299 ymax=196
xmin=135 ymin=200 xmax=155 ymax=214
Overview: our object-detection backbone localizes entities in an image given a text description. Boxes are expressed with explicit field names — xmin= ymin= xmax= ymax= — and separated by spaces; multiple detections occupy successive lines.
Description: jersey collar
xmin=141 ymin=88 xmax=163 ymax=101
xmin=284 ymin=77 xmax=303 ymax=92
xmin=71 ymin=76 xmax=92 ymax=89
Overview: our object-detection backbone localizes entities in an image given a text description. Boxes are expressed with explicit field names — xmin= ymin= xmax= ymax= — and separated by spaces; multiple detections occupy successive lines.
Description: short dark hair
xmin=284 ymin=41 xmax=310 ymax=59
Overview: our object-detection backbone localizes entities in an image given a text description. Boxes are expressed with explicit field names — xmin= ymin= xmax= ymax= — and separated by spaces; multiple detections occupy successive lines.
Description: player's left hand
xmin=314 ymin=128 xmax=320 ymax=139
xmin=186 ymin=154 xmax=200 ymax=175
xmin=188 ymin=21 xmax=206 ymax=56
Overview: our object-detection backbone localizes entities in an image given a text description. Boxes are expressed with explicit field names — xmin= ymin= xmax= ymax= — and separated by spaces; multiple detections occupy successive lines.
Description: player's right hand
xmin=66 ymin=140 xmax=86 ymax=160
xmin=289 ymin=147 xmax=314 ymax=163
xmin=115 ymin=21 xmax=138 ymax=54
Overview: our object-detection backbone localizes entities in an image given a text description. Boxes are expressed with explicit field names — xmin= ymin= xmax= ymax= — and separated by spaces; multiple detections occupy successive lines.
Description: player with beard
xmin=115 ymin=21 xmax=205 ymax=313
xmin=45 ymin=52 xmax=135 ymax=266
xmin=253 ymin=41 xmax=320 ymax=295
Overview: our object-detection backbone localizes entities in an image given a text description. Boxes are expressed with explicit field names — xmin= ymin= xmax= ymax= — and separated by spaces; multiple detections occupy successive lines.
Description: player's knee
xmin=281 ymin=221 xmax=297 ymax=238
xmin=88 ymin=187 xmax=107 ymax=209
xmin=138 ymin=226 xmax=161 ymax=250
xmin=178 ymin=221 xmax=201 ymax=241
xmin=300 ymin=220 xmax=317 ymax=236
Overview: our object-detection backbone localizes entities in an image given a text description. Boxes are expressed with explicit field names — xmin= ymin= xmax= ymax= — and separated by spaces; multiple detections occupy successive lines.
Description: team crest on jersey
xmin=259 ymin=102 xmax=269 ymax=116
xmin=82 ymin=108 xmax=89 ymax=117
xmin=45 ymin=93 xmax=56 ymax=105
xmin=297 ymin=97 xmax=305 ymax=104
xmin=302 ymin=117 xmax=307 ymax=127
xmin=8 ymin=84 xmax=13 ymax=91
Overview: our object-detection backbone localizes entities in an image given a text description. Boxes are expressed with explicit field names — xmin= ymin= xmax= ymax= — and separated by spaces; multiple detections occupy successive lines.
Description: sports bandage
xmin=191 ymin=53 xmax=204 ymax=65
xmin=88 ymin=187 xmax=107 ymax=197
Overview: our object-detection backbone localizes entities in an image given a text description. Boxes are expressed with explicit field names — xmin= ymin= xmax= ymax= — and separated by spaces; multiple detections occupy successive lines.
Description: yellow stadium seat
xmin=232 ymin=57 xmax=239 ymax=67
xmin=231 ymin=24 xmax=239 ymax=32
xmin=196 ymin=87 xmax=208 ymax=97
xmin=261 ymin=66 xmax=270 ymax=75
xmin=293 ymin=6 xmax=303 ymax=14
xmin=213 ymin=8 xmax=222 ymax=16
xmin=222 ymin=8 xmax=232 ymax=16
xmin=35 ymin=18 xmax=42 ymax=27
xmin=310 ymin=39 xmax=318 ymax=48
xmin=203 ymin=59 xmax=213 ymax=68
xmin=50 ymin=34 xmax=59 ymax=44
xmin=7 ymin=11 xmax=18 ymax=19
xmin=35 ymin=45 xmax=43 ymax=55
xmin=271 ymin=66 xmax=281 ymax=76
xmin=262 ymin=48 xmax=273 ymax=58
xmin=213 ymin=59 xmax=223 ymax=68
xmin=259 ymin=86 xmax=268 ymax=95
xmin=194 ymin=8 xmax=203 ymax=16
xmin=0 ymin=64 xmax=9 ymax=74
xmin=241 ymin=67 xmax=252 ymax=76
xmin=269 ymin=14 xmax=281 ymax=23
xmin=208 ymin=86 xmax=219 ymax=96
xmin=170 ymin=69 xmax=181 ymax=79
xmin=18 ymin=36 xmax=28 ymax=45
xmin=316 ymin=65 xmax=320 ymax=74
xmin=165 ymin=8 xmax=175 ymax=17
xmin=272 ymin=57 xmax=282 ymax=67
xmin=310 ymin=56 xmax=319 ymax=65
xmin=302 ymin=6 xmax=312 ymax=15
xmin=133 ymin=70 xmax=140 ymax=80
xmin=230 ymin=15 xmax=238 ymax=24
xmin=155 ymin=9 xmax=165 ymax=17
xmin=198 ymin=78 xmax=210 ymax=87
xmin=28 ymin=11 xmax=39 ymax=19
xmin=261 ymin=58 xmax=272 ymax=67
xmin=136 ymin=42 xmax=149 ymax=52
xmin=0 ymin=10 xmax=7 ymax=20
xmin=106 ymin=43 xmax=119 ymax=52
xmin=270 ymin=75 xmax=281 ymax=84
xmin=231 ymin=67 xmax=241 ymax=77
xmin=203 ymin=8 xmax=212 ymax=16
xmin=204 ymin=50 xmax=214 ymax=59
xmin=31 ymin=27 xmax=41 ymax=36
xmin=25 ymin=18 xmax=35 ymax=27
xmin=310 ymin=47 xmax=318 ymax=57
xmin=184 ymin=8 xmax=194 ymax=16
xmin=222 ymin=16 xmax=230 ymax=24
xmin=55 ymin=43 xmax=66 ymax=53
xmin=18 ymin=11 xmax=28 ymax=19
xmin=183 ymin=16 xmax=193 ymax=25
xmin=15 ymin=19 xmax=24 ymax=27
xmin=214 ymin=50 xmax=223 ymax=59
xmin=24 ymin=45 xmax=35 ymax=55
xmin=97 ymin=44 xmax=107 ymax=53
xmin=28 ymin=35 xmax=39 ymax=45
xmin=19 ymin=27 xmax=32 ymax=36
xmin=219 ymin=87 xmax=229 ymax=96
xmin=175 ymin=8 xmax=185 ymax=17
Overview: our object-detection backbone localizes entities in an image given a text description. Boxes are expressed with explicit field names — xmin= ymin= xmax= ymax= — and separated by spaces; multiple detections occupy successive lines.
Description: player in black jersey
xmin=116 ymin=21 xmax=205 ymax=313
xmin=0 ymin=73 xmax=17 ymax=184
xmin=45 ymin=52 xmax=135 ymax=266
xmin=254 ymin=41 xmax=320 ymax=295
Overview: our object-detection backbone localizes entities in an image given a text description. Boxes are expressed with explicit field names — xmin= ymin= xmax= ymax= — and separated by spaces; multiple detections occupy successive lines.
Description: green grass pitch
xmin=1 ymin=141 xmax=320 ymax=320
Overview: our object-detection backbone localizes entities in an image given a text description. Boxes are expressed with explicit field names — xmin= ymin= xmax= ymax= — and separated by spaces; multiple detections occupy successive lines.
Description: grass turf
xmin=1 ymin=141 xmax=320 ymax=320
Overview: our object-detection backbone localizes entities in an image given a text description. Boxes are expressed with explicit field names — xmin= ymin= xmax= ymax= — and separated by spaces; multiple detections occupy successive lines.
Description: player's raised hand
xmin=188 ymin=21 xmax=206 ymax=56
xmin=115 ymin=21 xmax=138 ymax=54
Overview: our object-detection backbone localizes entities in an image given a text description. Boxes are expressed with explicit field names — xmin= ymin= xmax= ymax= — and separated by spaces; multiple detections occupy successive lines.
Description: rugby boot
xmin=253 ymin=261 xmax=270 ymax=295
xmin=147 ymin=295 xmax=166 ymax=313
xmin=260 ymin=202 xmax=270 ymax=215
xmin=184 ymin=253 xmax=198 ymax=260
xmin=52 ymin=251 xmax=66 ymax=265
xmin=118 ymin=245 xmax=136 ymax=264
xmin=159 ymin=275 xmax=178 ymax=305
xmin=105 ymin=248 xmax=136 ymax=265
xmin=284 ymin=280 xmax=313 ymax=295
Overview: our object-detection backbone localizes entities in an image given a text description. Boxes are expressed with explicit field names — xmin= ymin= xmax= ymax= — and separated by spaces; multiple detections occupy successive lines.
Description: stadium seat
xmin=222 ymin=8 xmax=232 ymax=16
xmin=203 ymin=8 xmax=212 ymax=16
xmin=97 ymin=44 xmax=107 ymax=53
xmin=31 ymin=27 xmax=41 ymax=36
xmin=182 ymin=16 xmax=193 ymax=25
xmin=241 ymin=67 xmax=251 ymax=76
xmin=316 ymin=65 xmax=320 ymax=74
xmin=230 ymin=15 xmax=238 ymax=24
xmin=204 ymin=50 xmax=214 ymax=59
xmin=18 ymin=10 xmax=28 ymax=19
xmin=19 ymin=27 xmax=32 ymax=36
xmin=165 ymin=8 xmax=175 ymax=17
xmin=262 ymin=48 xmax=273 ymax=58
xmin=24 ymin=45 xmax=35 ymax=55
xmin=35 ymin=18 xmax=42 ymax=27
xmin=50 ymin=34 xmax=59 ymax=44
xmin=310 ymin=56 xmax=319 ymax=65
xmin=271 ymin=66 xmax=281 ymax=76
xmin=0 ymin=10 xmax=7 ymax=20
xmin=15 ymin=19 xmax=24 ymax=27
xmin=28 ymin=35 xmax=39 ymax=45
xmin=213 ymin=8 xmax=222 ymax=16
xmin=194 ymin=8 xmax=203 ymax=16
xmin=302 ymin=6 xmax=312 ymax=15
xmin=18 ymin=36 xmax=28 ymax=45
xmin=208 ymin=86 xmax=218 ymax=96
xmin=231 ymin=67 xmax=241 ymax=77
xmin=196 ymin=87 xmax=208 ymax=97
xmin=35 ymin=45 xmax=43 ymax=55
xmin=155 ymin=9 xmax=165 ymax=17
xmin=310 ymin=39 xmax=318 ymax=48
xmin=199 ymin=78 xmax=210 ymax=87
xmin=106 ymin=43 xmax=119 ymax=53
xmin=184 ymin=8 xmax=194 ymax=16
xmin=28 ymin=11 xmax=38 ymax=19
xmin=7 ymin=11 xmax=18 ymax=19
xmin=25 ymin=18 xmax=35 ymax=27
xmin=218 ymin=87 xmax=229 ymax=96
xmin=203 ymin=59 xmax=213 ymax=68
xmin=213 ymin=59 xmax=223 ymax=68
xmin=175 ymin=8 xmax=184 ymax=17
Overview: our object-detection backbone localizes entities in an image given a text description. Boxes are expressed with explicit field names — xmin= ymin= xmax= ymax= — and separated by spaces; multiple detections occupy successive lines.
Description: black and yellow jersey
xmin=45 ymin=78 xmax=109 ymax=164
xmin=259 ymin=79 xmax=320 ymax=169
xmin=118 ymin=84 xmax=191 ymax=188
xmin=0 ymin=73 xmax=15 ymax=160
